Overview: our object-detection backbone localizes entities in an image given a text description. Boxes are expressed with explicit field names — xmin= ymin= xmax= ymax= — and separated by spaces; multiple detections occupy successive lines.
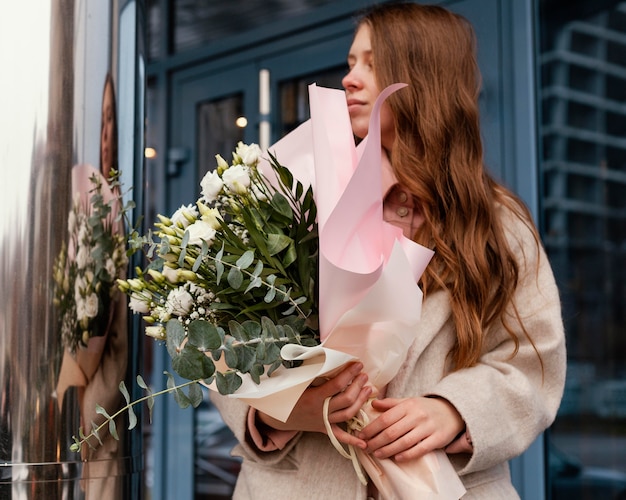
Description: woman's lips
xmin=346 ymin=98 xmax=366 ymax=113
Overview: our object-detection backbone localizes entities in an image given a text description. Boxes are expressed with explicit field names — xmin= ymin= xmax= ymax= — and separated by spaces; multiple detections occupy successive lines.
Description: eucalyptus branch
xmin=70 ymin=375 xmax=203 ymax=453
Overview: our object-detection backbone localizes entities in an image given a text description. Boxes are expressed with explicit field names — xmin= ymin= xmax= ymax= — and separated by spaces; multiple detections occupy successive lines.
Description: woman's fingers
xmin=356 ymin=396 xmax=465 ymax=460
xmin=331 ymin=423 xmax=367 ymax=450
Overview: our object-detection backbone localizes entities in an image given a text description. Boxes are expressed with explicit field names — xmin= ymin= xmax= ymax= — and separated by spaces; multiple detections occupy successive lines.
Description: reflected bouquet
xmin=53 ymin=168 xmax=128 ymax=352
xmin=118 ymin=142 xmax=320 ymax=394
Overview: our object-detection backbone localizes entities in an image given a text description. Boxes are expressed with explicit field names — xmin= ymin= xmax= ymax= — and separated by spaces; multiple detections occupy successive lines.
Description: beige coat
xmin=211 ymin=207 xmax=566 ymax=499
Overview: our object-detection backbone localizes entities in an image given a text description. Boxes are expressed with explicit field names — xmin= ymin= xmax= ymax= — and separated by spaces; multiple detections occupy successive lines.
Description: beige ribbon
xmin=323 ymin=396 xmax=372 ymax=485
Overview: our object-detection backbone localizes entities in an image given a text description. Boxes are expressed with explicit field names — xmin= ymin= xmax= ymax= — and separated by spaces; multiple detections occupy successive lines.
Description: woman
xmin=212 ymin=3 xmax=566 ymax=498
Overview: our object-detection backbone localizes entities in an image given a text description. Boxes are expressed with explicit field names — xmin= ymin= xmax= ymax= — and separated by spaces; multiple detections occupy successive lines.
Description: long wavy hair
xmin=359 ymin=3 xmax=541 ymax=370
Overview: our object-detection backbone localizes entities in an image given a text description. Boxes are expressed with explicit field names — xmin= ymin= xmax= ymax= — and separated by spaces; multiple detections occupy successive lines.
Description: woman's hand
xmin=357 ymin=396 xmax=464 ymax=462
xmin=257 ymin=362 xmax=371 ymax=449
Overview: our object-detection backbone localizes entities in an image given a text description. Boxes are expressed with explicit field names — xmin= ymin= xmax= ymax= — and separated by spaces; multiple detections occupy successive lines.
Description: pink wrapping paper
xmin=223 ymin=84 xmax=465 ymax=498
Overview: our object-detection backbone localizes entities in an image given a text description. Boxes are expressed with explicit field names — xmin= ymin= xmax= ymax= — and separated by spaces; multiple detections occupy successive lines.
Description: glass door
xmin=164 ymin=39 xmax=350 ymax=500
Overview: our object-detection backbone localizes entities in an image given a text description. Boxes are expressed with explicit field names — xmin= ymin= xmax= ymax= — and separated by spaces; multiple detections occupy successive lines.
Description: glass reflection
xmin=539 ymin=1 xmax=626 ymax=498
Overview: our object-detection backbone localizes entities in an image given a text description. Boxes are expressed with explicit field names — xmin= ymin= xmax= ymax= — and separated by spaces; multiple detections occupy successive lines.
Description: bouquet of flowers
xmin=117 ymin=142 xmax=320 ymax=395
xmin=72 ymin=84 xmax=465 ymax=500
xmin=54 ymin=166 xmax=128 ymax=353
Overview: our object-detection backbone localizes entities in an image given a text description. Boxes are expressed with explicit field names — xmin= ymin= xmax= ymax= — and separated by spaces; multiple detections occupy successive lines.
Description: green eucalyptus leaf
xmin=265 ymin=341 xmax=281 ymax=363
xmin=127 ymin=405 xmax=138 ymax=431
xmin=267 ymin=359 xmax=283 ymax=377
xmin=95 ymin=404 xmax=111 ymax=419
xmin=256 ymin=340 xmax=266 ymax=360
xmin=188 ymin=382 xmax=204 ymax=408
xmin=173 ymin=387 xmax=191 ymax=409
xmin=228 ymin=320 xmax=245 ymax=341
xmin=178 ymin=246 xmax=187 ymax=268
xmin=241 ymin=320 xmax=261 ymax=341
xmin=188 ymin=319 xmax=223 ymax=351
xmin=236 ymin=250 xmax=255 ymax=269
xmin=136 ymin=375 xmax=149 ymax=390
xmin=227 ymin=266 xmax=243 ymax=289
xmin=108 ymin=419 xmax=120 ymax=444
xmin=119 ymin=381 xmax=131 ymax=405
xmin=216 ymin=371 xmax=243 ymax=395
xmin=192 ymin=253 xmax=203 ymax=272
xmin=252 ymin=260 xmax=263 ymax=277
xmin=244 ymin=276 xmax=262 ymax=293
xmin=261 ymin=316 xmax=280 ymax=339
xmin=264 ymin=287 xmax=276 ymax=302
xmin=215 ymin=243 xmax=225 ymax=283
xmin=223 ymin=338 xmax=238 ymax=368
xmin=236 ymin=345 xmax=257 ymax=373
xmin=165 ymin=320 xmax=186 ymax=359
xmin=250 ymin=363 xmax=264 ymax=385
xmin=172 ymin=344 xmax=216 ymax=380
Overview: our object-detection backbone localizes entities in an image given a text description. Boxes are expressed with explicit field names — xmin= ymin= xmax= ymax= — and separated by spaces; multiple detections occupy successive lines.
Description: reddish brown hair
xmin=359 ymin=3 xmax=540 ymax=369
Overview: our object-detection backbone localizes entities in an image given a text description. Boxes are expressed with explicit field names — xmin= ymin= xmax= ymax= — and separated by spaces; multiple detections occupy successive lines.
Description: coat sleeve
xmin=210 ymin=391 xmax=303 ymax=466
xmin=428 ymin=211 xmax=566 ymax=475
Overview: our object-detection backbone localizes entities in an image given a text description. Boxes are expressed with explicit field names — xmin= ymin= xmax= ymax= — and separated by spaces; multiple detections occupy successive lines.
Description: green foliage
xmin=70 ymin=373 xmax=202 ymax=453
xmin=117 ymin=145 xmax=319 ymax=395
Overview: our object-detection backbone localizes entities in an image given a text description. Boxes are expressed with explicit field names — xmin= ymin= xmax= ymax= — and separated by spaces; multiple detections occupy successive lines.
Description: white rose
xmin=84 ymin=293 xmax=99 ymax=318
xmin=236 ymin=142 xmax=262 ymax=166
xmin=170 ymin=204 xmax=198 ymax=228
xmin=105 ymin=258 xmax=117 ymax=279
xmin=161 ymin=266 xmax=179 ymax=283
xmin=200 ymin=170 xmax=224 ymax=203
xmin=77 ymin=217 xmax=90 ymax=244
xmin=165 ymin=287 xmax=194 ymax=316
xmin=68 ymin=210 xmax=77 ymax=234
xmin=129 ymin=293 xmax=150 ymax=314
xmin=76 ymin=245 xmax=91 ymax=270
xmin=222 ymin=164 xmax=251 ymax=194
xmin=186 ymin=220 xmax=217 ymax=246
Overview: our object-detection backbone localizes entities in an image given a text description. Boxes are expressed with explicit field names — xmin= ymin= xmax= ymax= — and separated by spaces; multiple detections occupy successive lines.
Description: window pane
xmin=196 ymin=94 xmax=245 ymax=184
xmin=278 ymin=66 xmax=346 ymax=137
xmin=539 ymin=1 xmax=626 ymax=498
xmin=173 ymin=0 xmax=336 ymax=54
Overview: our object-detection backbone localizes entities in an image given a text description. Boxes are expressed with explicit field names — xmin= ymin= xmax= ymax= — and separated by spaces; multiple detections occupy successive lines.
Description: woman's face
xmin=342 ymin=24 xmax=395 ymax=150
xmin=100 ymin=82 xmax=115 ymax=179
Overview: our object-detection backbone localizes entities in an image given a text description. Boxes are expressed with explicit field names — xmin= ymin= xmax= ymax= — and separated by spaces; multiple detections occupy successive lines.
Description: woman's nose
xmin=342 ymin=68 xmax=361 ymax=91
